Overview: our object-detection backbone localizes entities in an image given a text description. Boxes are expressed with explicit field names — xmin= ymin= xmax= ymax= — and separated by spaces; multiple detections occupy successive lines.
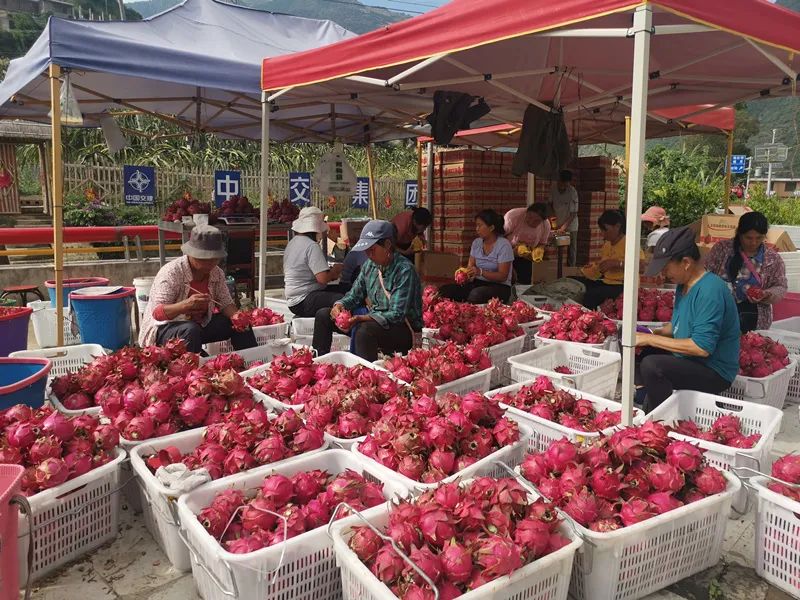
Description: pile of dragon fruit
xmin=666 ymin=414 xmax=761 ymax=449
xmin=599 ymin=288 xmax=674 ymax=322
xmin=92 ymin=353 xmax=255 ymax=441
xmin=348 ymin=478 xmax=571 ymax=599
xmin=537 ymin=305 xmax=617 ymax=345
xmin=357 ymin=390 xmax=520 ymax=483
xmin=230 ymin=307 xmax=284 ymax=332
xmin=197 ymin=469 xmax=385 ymax=554
xmin=521 ymin=423 xmax=729 ymax=531
xmin=382 ymin=342 xmax=492 ymax=389
xmin=738 ymin=332 xmax=790 ymax=378
xmin=50 ymin=340 xmax=195 ymax=411
xmin=143 ymin=407 xmax=325 ymax=479
xmin=491 ymin=376 xmax=623 ymax=433
xmin=0 ymin=405 xmax=118 ymax=496
xmin=246 ymin=348 xmax=328 ymax=405
xmin=0 ymin=306 xmax=29 ymax=318
xmin=423 ymin=289 xmax=537 ymax=347
xmin=768 ymin=454 xmax=800 ymax=502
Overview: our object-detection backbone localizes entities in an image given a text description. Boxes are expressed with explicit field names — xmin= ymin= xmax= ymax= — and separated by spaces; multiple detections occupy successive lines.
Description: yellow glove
xmin=515 ymin=243 xmax=531 ymax=258
xmin=531 ymin=246 xmax=545 ymax=263
xmin=411 ymin=236 xmax=425 ymax=252
xmin=581 ymin=263 xmax=602 ymax=280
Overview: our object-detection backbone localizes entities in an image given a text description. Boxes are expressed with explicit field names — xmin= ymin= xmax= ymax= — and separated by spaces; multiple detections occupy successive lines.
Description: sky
xmin=361 ymin=0 xmax=448 ymax=15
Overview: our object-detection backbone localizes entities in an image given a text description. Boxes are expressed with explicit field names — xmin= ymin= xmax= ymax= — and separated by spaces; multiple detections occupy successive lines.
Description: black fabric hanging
xmin=512 ymin=104 xmax=572 ymax=179
xmin=426 ymin=91 xmax=491 ymax=145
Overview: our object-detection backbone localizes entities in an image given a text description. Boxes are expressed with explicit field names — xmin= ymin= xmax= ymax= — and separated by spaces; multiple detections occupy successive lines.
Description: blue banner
xmin=214 ymin=170 xmax=241 ymax=207
xmin=123 ymin=165 xmax=156 ymax=206
xmin=730 ymin=155 xmax=747 ymax=174
xmin=352 ymin=177 xmax=370 ymax=209
xmin=289 ymin=172 xmax=311 ymax=206
xmin=404 ymin=180 xmax=419 ymax=208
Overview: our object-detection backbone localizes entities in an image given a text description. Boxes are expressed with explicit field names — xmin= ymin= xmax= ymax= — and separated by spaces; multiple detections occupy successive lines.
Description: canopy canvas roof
xmin=0 ymin=0 xmax=415 ymax=143
xmin=260 ymin=0 xmax=798 ymax=144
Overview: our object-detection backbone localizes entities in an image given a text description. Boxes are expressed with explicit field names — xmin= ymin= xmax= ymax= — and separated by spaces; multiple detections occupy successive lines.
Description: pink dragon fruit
xmin=665 ymin=441 xmax=703 ymax=472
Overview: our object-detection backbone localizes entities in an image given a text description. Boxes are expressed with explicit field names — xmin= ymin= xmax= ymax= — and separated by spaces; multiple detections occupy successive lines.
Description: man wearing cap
xmin=139 ymin=225 xmax=257 ymax=353
xmin=634 ymin=226 xmax=739 ymax=412
xmin=284 ymin=207 xmax=344 ymax=318
xmin=313 ymin=220 xmax=423 ymax=361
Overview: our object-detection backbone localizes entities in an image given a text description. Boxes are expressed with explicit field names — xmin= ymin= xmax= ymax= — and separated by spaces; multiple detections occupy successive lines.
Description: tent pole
xmin=624 ymin=116 xmax=631 ymax=173
xmin=621 ymin=4 xmax=653 ymax=426
xmin=526 ymin=173 xmax=535 ymax=206
xmin=258 ymin=91 xmax=270 ymax=308
xmin=724 ymin=130 xmax=734 ymax=209
xmin=416 ymin=139 xmax=422 ymax=188
xmin=366 ymin=143 xmax=378 ymax=219
xmin=426 ymin=142 xmax=434 ymax=247
xmin=49 ymin=64 xmax=64 ymax=346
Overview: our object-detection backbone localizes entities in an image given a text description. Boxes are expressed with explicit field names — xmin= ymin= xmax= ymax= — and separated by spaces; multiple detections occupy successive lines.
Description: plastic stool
xmin=0 ymin=286 xmax=44 ymax=307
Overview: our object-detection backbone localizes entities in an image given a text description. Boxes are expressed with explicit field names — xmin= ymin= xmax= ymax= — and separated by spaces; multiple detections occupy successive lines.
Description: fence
xmin=61 ymin=162 xmax=410 ymax=219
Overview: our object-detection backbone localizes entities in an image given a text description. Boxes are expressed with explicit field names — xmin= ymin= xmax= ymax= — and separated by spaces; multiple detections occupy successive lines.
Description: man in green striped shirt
xmin=313 ymin=220 xmax=423 ymax=361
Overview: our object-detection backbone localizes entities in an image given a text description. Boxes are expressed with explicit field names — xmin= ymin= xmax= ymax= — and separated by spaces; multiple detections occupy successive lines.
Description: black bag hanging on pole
xmin=512 ymin=104 xmax=572 ymax=179
xmin=426 ymin=91 xmax=491 ymax=145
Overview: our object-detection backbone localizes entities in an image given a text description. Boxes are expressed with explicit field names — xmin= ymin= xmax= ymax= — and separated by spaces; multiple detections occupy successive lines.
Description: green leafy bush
xmin=747 ymin=184 xmax=800 ymax=226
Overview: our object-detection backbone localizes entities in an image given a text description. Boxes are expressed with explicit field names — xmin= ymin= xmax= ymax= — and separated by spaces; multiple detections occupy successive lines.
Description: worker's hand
xmin=181 ymin=294 xmax=210 ymax=313
xmin=757 ymin=291 xmax=773 ymax=304
xmin=598 ymin=259 xmax=620 ymax=273
xmin=330 ymin=303 xmax=344 ymax=320
xmin=635 ymin=332 xmax=652 ymax=347
xmin=556 ymin=226 xmax=567 ymax=235
xmin=329 ymin=263 xmax=344 ymax=279
xmin=465 ymin=266 xmax=479 ymax=279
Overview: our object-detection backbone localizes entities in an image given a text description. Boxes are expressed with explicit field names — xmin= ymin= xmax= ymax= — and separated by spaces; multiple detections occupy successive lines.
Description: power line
xmin=305 ymin=0 xmax=425 ymax=14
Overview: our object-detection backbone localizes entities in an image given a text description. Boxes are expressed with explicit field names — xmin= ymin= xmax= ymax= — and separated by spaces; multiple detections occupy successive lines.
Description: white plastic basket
xmin=507 ymin=341 xmax=621 ymax=399
xmin=177 ymin=449 xmax=408 ymax=600
xmin=534 ymin=332 xmax=619 ymax=353
xmin=290 ymin=317 xmax=315 ymax=336
xmin=350 ymin=421 xmax=533 ymax=493
xmin=26 ymin=300 xmax=81 ymax=347
xmin=721 ymin=358 xmax=797 ymax=410
xmin=262 ymin=296 xmax=295 ymax=322
xmin=519 ymin=318 xmax=545 ymax=351
xmin=374 ymin=359 xmax=494 ymax=399
xmin=487 ymin=382 xmax=643 ymax=453
xmin=130 ymin=426 xmax=329 ymax=571
xmin=567 ymin=471 xmax=740 ymax=600
xmin=204 ymin=322 xmax=290 ymax=356
xmin=647 ymin=390 xmax=783 ymax=511
xmin=488 ymin=335 xmax=526 ymax=386
xmin=293 ymin=333 xmax=351 ymax=352
xmin=772 ymin=316 xmax=800 ymax=334
xmin=331 ymin=484 xmax=581 ymax=600
xmin=758 ymin=329 xmax=800 ymax=404
xmin=17 ymin=448 xmax=125 ymax=583
xmin=750 ymin=476 xmax=800 ymax=599
xmin=10 ymin=343 xmax=105 ymax=384
xmin=199 ymin=342 xmax=292 ymax=370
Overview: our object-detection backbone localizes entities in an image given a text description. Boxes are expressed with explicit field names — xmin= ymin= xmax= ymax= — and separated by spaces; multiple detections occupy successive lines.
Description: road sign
xmin=123 ymin=165 xmax=156 ymax=205
xmin=754 ymin=143 xmax=788 ymax=163
xmin=214 ymin=170 xmax=241 ymax=207
xmin=730 ymin=155 xmax=747 ymax=174
xmin=289 ymin=172 xmax=311 ymax=207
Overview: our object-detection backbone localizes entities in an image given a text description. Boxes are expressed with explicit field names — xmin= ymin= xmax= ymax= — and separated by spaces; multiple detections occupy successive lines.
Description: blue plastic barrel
xmin=45 ymin=277 xmax=110 ymax=307
xmin=0 ymin=307 xmax=32 ymax=357
xmin=0 ymin=358 xmax=51 ymax=410
xmin=69 ymin=287 xmax=134 ymax=351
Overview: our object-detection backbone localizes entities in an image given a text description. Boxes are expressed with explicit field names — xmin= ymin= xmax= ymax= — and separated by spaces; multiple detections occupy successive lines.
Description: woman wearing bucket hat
xmin=634 ymin=226 xmax=739 ymax=412
xmin=313 ymin=220 xmax=423 ymax=361
xmin=283 ymin=207 xmax=345 ymax=318
xmin=138 ymin=225 xmax=257 ymax=353
xmin=641 ymin=206 xmax=670 ymax=251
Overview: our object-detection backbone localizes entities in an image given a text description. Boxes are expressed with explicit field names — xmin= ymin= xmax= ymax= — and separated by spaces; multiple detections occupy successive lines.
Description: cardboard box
xmin=690 ymin=213 xmax=797 ymax=252
xmin=415 ymin=251 xmax=462 ymax=284
xmin=531 ymin=259 xmax=559 ymax=284
xmin=340 ymin=218 xmax=370 ymax=245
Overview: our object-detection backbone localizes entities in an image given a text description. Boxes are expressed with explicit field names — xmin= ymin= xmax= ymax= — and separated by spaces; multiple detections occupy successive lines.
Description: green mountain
xmin=126 ymin=0 xmax=407 ymax=33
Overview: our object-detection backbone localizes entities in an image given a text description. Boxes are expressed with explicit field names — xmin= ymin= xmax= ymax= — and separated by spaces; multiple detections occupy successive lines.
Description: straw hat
xmin=181 ymin=225 xmax=227 ymax=260
xmin=292 ymin=207 xmax=328 ymax=234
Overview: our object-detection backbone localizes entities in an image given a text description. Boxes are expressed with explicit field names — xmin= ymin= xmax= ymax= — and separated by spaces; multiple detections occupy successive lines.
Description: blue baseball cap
xmin=351 ymin=220 xmax=395 ymax=252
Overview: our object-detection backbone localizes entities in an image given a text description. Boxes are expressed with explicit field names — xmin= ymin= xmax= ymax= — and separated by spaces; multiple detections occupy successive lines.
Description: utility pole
xmin=766 ymin=128 xmax=777 ymax=196
xmin=117 ymin=0 xmax=126 ymax=20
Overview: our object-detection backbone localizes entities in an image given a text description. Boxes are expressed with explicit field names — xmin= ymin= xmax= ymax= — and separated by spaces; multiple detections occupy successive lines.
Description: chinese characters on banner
xmin=214 ymin=170 xmax=241 ymax=207
xmin=289 ymin=172 xmax=311 ymax=207
xmin=404 ymin=180 xmax=419 ymax=208
xmin=351 ymin=177 xmax=370 ymax=209
xmin=123 ymin=165 xmax=156 ymax=206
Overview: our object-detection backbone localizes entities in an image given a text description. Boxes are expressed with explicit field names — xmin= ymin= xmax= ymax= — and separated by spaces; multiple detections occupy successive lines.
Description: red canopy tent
xmin=256 ymin=0 xmax=800 ymax=421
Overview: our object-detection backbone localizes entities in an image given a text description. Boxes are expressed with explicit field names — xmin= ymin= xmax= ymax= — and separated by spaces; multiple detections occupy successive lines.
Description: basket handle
xmin=326 ymin=502 xmax=440 ymax=600
xmin=713 ymin=400 xmax=745 ymax=413
xmin=561 ymin=375 xmax=578 ymax=389
xmin=579 ymin=348 xmax=602 ymax=359
xmin=732 ymin=466 xmax=800 ymax=491
xmin=11 ymin=494 xmax=33 ymax=600
xmin=177 ymin=527 xmax=240 ymax=598
xmin=743 ymin=379 xmax=767 ymax=400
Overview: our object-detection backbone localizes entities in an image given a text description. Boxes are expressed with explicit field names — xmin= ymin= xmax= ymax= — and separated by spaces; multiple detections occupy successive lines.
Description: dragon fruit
xmin=538 ymin=305 xmax=617 ymax=345
xmin=334 ymin=309 xmax=353 ymax=331
xmin=666 ymin=414 xmax=761 ymax=449
xmin=599 ymin=288 xmax=674 ymax=322
xmin=739 ymin=332 xmax=790 ymax=377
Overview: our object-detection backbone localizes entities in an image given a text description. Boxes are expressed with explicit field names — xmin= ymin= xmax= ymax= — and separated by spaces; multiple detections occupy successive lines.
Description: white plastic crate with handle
xmin=647 ymin=390 xmax=783 ymax=512
xmin=330 ymin=477 xmax=582 ymax=600
xmin=772 ymin=316 xmax=800 ymax=334
xmin=534 ymin=332 xmax=619 ymax=353
xmin=176 ymin=449 xmax=408 ymax=600
xmin=519 ymin=318 xmax=545 ymax=351
xmin=749 ymin=476 xmax=800 ymax=599
xmin=374 ymin=359 xmax=494 ymax=398
xmin=507 ymin=341 xmax=621 ymax=399
xmin=129 ymin=426 xmax=329 ymax=572
xmin=487 ymin=381 xmax=644 ymax=453
xmin=293 ymin=333 xmax=351 ymax=352
xmin=350 ymin=421 xmax=533 ymax=493
xmin=204 ymin=322 xmax=290 ymax=356
xmin=721 ymin=358 xmax=797 ymax=410
xmin=198 ymin=342 xmax=292 ymax=370
xmin=428 ymin=334 xmax=525 ymax=387
xmin=10 ymin=343 xmax=105 ymax=385
xmin=17 ymin=448 xmax=125 ymax=583
xmin=757 ymin=328 xmax=800 ymax=404
xmin=26 ymin=300 xmax=81 ymax=347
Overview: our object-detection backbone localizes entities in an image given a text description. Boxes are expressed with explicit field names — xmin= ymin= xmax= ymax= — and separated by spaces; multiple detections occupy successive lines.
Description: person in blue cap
xmin=313 ymin=220 xmax=423 ymax=361
xmin=635 ymin=226 xmax=740 ymax=412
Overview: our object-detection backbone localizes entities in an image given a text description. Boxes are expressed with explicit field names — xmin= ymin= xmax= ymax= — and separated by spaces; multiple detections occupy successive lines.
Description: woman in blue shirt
xmin=635 ymin=227 xmax=740 ymax=412
xmin=439 ymin=209 xmax=514 ymax=303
